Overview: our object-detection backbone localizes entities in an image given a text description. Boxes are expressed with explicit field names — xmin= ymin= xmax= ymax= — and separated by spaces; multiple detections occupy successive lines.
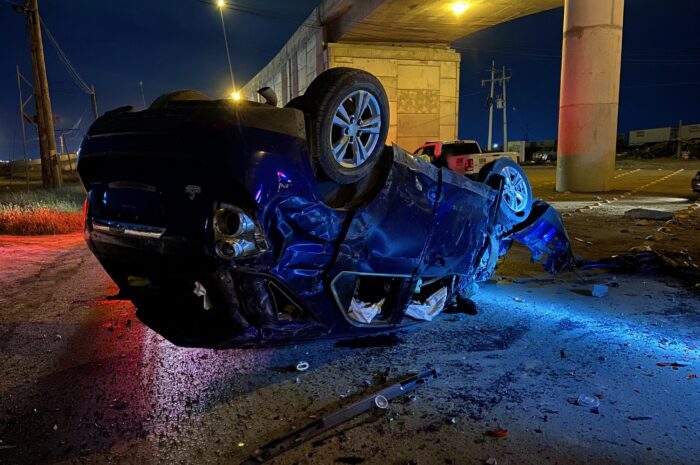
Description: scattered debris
xmin=335 ymin=457 xmax=366 ymax=465
xmin=511 ymin=278 xmax=555 ymax=285
xmin=628 ymin=416 xmax=653 ymax=421
xmin=624 ymin=208 xmax=674 ymax=221
xmin=348 ymin=298 xmax=384 ymax=324
xmin=574 ymin=237 xmax=594 ymax=246
xmin=296 ymin=361 xmax=309 ymax=372
xmin=657 ymin=226 xmax=675 ymax=236
xmin=628 ymin=245 xmax=653 ymax=253
xmin=240 ymin=369 xmax=440 ymax=464
xmin=576 ymin=395 xmax=601 ymax=408
xmin=686 ymin=374 xmax=698 ymax=381
xmin=578 ymin=250 xmax=700 ymax=287
xmin=109 ymin=400 xmax=128 ymax=410
xmin=374 ymin=395 xmax=389 ymax=409
xmin=560 ymin=349 xmax=566 ymax=358
xmin=193 ymin=281 xmax=213 ymax=310
xmin=444 ymin=296 xmax=478 ymax=315
xmin=486 ymin=458 xmax=498 ymax=465
xmin=591 ymin=284 xmax=609 ymax=298
xmin=656 ymin=362 xmax=688 ymax=369
xmin=512 ymin=297 xmax=525 ymax=303
xmin=405 ymin=287 xmax=448 ymax=321
xmin=485 ymin=428 xmax=508 ymax=438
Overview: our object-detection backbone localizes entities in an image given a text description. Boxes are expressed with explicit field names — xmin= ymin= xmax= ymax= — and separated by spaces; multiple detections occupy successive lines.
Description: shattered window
xmin=441 ymin=143 xmax=481 ymax=157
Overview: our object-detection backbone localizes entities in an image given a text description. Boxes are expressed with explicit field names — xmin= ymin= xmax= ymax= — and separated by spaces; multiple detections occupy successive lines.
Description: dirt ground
xmin=1 ymin=159 xmax=699 ymax=465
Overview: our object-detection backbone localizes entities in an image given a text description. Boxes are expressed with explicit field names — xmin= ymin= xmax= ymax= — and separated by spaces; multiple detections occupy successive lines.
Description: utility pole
xmin=60 ymin=134 xmax=74 ymax=173
xmin=481 ymin=61 xmax=496 ymax=151
xmin=676 ymin=120 xmax=683 ymax=158
xmin=26 ymin=0 xmax=61 ymax=188
xmin=501 ymin=65 xmax=510 ymax=151
xmin=482 ymin=62 xmax=511 ymax=152
xmin=90 ymin=84 xmax=99 ymax=120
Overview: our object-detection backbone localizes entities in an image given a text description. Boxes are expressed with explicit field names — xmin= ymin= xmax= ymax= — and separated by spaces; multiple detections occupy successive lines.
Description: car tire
xmin=479 ymin=158 xmax=533 ymax=225
xmin=303 ymin=68 xmax=390 ymax=185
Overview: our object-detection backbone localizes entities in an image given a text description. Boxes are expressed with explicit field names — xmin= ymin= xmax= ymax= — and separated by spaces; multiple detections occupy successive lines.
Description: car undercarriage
xmin=77 ymin=68 xmax=574 ymax=348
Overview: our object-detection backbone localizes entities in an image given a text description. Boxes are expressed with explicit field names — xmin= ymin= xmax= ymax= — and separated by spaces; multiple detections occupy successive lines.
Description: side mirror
xmin=257 ymin=87 xmax=278 ymax=107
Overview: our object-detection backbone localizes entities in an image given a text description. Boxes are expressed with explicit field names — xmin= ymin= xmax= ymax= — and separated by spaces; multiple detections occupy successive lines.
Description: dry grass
xmin=0 ymin=186 xmax=84 ymax=235
xmin=0 ymin=208 xmax=83 ymax=235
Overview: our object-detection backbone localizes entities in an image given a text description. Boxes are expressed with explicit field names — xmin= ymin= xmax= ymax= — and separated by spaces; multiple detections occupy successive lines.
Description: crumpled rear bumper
xmin=511 ymin=200 xmax=575 ymax=274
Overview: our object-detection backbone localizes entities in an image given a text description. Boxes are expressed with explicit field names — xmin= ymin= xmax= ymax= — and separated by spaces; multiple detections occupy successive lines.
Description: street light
xmin=216 ymin=0 xmax=237 ymax=99
xmin=138 ymin=81 xmax=146 ymax=108
xmin=451 ymin=2 xmax=470 ymax=15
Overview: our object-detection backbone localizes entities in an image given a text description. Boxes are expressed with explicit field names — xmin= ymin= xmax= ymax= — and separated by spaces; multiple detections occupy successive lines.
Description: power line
xmin=39 ymin=16 xmax=98 ymax=119
xmin=621 ymin=81 xmax=700 ymax=89
xmin=455 ymin=45 xmax=700 ymax=65
xmin=40 ymin=17 xmax=93 ymax=95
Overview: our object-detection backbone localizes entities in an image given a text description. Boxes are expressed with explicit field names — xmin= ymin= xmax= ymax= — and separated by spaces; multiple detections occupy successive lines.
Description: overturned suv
xmin=78 ymin=68 xmax=573 ymax=348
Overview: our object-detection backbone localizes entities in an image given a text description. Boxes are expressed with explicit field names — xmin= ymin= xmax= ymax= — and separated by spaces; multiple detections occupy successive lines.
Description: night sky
xmin=0 ymin=0 xmax=698 ymax=160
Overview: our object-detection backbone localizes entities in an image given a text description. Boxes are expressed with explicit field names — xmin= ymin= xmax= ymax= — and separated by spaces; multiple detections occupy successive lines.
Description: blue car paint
xmin=78 ymin=102 xmax=573 ymax=348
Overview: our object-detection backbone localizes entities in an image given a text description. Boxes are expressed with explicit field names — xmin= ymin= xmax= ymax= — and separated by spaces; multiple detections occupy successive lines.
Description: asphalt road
xmin=1 ymin=160 xmax=699 ymax=465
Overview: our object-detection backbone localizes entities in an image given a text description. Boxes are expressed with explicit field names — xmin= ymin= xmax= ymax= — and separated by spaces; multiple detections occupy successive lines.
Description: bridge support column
xmin=556 ymin=0 xmax=624 ymax=192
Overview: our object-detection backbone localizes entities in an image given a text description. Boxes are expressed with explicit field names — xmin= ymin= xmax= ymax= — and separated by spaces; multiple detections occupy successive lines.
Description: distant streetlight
xmin=217 ymin=0 xmax=237 ymax=99
xmin=451 ymin=2 xmax=470 ymax=15
xmin=138 ymin=81 xmax=146 ymax=108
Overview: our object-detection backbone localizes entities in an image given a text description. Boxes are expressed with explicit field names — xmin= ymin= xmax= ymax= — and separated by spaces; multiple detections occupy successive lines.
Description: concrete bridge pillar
xmin=556 ymin=0 xmax=624 ymax=192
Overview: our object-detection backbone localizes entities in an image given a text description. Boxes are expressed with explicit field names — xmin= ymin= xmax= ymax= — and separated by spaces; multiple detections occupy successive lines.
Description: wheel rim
xmin=329 ymin=90 xmax=382 ymax=169
xmin=500 ymin=166 xmax=529 ymax=213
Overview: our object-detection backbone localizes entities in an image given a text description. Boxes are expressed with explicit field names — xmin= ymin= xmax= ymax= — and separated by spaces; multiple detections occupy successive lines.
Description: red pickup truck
xmin=414 ymin=140 xmax=519 ymax=178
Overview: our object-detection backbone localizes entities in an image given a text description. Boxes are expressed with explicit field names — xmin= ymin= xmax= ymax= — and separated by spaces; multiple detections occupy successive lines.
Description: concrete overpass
xmin=242 ymin=0 xmax=624 ymax=192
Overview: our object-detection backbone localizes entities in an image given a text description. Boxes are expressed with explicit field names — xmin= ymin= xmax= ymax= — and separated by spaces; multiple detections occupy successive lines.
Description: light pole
xmin=138 ymin=81 xmax=146 ymax=108
xmin=217 ymin=0 xmax=239 ymax=100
